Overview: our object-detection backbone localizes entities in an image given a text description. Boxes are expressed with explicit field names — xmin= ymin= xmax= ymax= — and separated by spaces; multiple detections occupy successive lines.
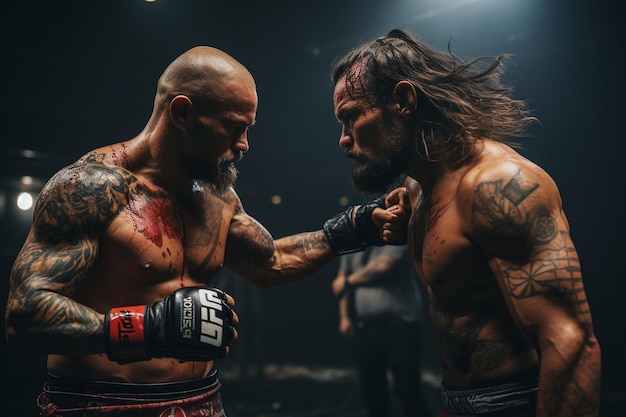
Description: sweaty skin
xmin=6 ymin=46 xmax=407 ymax=385
xmin=333 ymin=56 xmax=600 ymax=416
xmin=405 ymin=144 xmax=545 ymax=387
xmin=403 ymin=144 xmax=599 ymax=412
xmin=9 ymin=142 xmax=315 ymax=383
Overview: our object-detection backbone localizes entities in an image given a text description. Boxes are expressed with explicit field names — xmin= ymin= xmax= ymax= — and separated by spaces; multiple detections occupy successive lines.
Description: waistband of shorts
xmin=45 ymin=368 xmax=219 ymax=399
xmin=441 ymin=376 xmax=538 ymax=416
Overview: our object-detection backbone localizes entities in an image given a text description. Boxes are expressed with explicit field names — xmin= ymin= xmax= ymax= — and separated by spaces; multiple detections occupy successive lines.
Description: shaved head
xmin=147 ymin=46 xmax=258 ymax=191
xmin=156 ymin=46 xmax=256 ymax=109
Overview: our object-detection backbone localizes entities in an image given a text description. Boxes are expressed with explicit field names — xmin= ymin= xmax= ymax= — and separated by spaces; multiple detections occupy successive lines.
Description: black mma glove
xmin=105 ymin=286 xmax=236 ymax=364
xmin=323 ymin=195 xmax=387 ymax=255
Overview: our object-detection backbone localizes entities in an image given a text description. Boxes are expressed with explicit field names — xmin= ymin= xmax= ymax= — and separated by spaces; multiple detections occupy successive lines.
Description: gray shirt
xmin=339 ymin=245 xmax=423 ymax=323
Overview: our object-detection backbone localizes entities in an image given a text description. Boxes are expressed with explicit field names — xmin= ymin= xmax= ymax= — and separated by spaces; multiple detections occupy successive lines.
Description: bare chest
xmin=408 ymin=192 xmax=486 ymax=301
xmin=101 ymin=193 xmax=231 ymax=287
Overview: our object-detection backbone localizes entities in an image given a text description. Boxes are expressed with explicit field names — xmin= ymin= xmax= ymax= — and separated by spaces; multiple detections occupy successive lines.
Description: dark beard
xmin=350 ymin=140 xmax=409 ymax=197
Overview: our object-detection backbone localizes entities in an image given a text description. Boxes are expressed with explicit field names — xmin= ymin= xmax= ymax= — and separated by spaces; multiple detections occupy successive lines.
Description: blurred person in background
xmin=332 ymin=243 xmax=432 ymax=417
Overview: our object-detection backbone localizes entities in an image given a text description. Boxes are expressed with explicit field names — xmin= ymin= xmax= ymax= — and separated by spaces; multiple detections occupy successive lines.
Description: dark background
xmin=1 ymin=0 xmax=624 ymax=415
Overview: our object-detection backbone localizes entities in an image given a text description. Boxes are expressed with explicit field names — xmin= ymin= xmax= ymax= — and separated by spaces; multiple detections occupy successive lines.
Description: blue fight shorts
xmin=439 ymin=377 xmax=538 ymax=417
xmin=37 ymin=368 xmax=226 ymax=417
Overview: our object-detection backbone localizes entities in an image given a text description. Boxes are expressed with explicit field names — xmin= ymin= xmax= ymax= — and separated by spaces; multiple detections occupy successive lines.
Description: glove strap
xmin=323 ymin=195 xmax=387 ymax=255
xmin=323 ymin=206 xmax=362 ymax=255
xmin=105 ymin=305 xmax=148 ymax=362
xmin=354 ymin=195 xmax=386 ymax=246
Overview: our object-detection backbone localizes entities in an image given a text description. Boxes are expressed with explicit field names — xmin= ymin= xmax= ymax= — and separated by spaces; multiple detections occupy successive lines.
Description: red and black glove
xmin=105 ymin=286 xmax=236 ymax=363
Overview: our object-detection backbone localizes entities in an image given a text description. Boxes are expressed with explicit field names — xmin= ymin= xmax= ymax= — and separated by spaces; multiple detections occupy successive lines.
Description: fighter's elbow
xmin=539 ymin=321 xmax=600 ymax=366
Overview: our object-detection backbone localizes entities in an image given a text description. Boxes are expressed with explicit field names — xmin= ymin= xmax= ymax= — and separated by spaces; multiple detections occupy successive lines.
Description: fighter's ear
xmin=170 ymin=95 xmax=193 ymax=131
xmin=392 ymin=81 xmax=417 ymax=119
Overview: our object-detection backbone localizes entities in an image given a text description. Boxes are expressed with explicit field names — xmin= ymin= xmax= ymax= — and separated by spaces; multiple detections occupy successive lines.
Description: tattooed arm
xmin=222 ymin=192 xmax=335 ymax=287
xmin=5 ymin=163 xmax=126 ymax=355
xmin=468 ymin=160 xmax=601 ymax=417
xmin=222 ymin=189 xmax=409 ymax=288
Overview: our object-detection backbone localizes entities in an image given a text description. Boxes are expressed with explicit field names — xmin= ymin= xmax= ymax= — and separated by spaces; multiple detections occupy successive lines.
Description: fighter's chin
xmin=351 ymin=163 xmax=400 ymax=196
xmin=209 ymin=165 xmax=238 ymax=193
xmin=192 ymin=163 xmax=238 ymax=194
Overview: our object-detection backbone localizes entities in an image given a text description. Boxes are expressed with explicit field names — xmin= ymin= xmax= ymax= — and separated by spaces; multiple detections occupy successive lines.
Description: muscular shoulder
xmin=223 ymin=187 xmax=275 ymax=270
xmin=457 ymin=143 xmax=564 ymax=252
xmin=35 ymin=157 xmax=137 ymax=240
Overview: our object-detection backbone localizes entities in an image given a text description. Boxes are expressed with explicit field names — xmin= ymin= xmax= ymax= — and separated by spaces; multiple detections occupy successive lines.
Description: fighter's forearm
xmin=536 ymin=342 xmax=601 ymax=417
xmin=227 ymin=193 xmax=406 ymax=286
xmin=256 ymin=231 xmax=336 ymax=287
xmin=6 ymin=289 xmax=105 ymax=355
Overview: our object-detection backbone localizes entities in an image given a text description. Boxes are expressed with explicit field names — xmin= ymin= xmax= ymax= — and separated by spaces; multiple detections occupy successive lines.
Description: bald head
xmin=156 ymin=46 xmax=256 ymax=108
xmin=142 ymin=46 xmax=257 ymax=190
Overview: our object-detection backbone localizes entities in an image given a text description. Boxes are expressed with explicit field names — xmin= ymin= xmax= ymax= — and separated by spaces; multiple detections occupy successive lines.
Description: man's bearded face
xmin=349 ymin=128 xmax=410 ymax=196
xmin=184 ymin=151 xmax=242 ymax=193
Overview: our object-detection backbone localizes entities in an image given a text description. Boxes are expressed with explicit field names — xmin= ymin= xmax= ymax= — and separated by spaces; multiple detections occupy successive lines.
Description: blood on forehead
xmin=343 ymin=65 xmax=368 ymax=100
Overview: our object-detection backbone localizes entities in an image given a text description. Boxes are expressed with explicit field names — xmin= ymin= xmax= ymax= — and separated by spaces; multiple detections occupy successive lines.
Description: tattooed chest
xmin=182 ymin=214 xmax=229 ymax=279
xmin=409 ymin=193 xmax=487 ymax=298
xmin=408 ymin=191 xmax=455 ymax=274
xmin=408 ymin=190 xmax=429 ymax=265
xmin=116 ymin=192 xmax=227 ymax=280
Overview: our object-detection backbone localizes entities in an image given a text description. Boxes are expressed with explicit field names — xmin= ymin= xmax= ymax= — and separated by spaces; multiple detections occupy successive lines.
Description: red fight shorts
xmin=37 ymin=369 xmax=225 ymax=417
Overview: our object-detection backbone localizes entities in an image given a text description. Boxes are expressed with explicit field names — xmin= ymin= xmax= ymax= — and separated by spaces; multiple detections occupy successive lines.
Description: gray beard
xmin=206 ymin=158 xmax=238 ymax=194
xmin=184 ymin=153 xmax=241 ymax=194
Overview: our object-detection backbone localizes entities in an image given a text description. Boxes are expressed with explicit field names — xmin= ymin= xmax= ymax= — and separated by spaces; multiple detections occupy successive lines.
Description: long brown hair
xmin=332 ymin=28 xmax=537 ymax=166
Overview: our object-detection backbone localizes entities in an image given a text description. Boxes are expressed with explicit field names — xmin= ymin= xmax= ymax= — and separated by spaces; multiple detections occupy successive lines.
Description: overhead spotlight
xmin=271 ymin=195 xmax=282 ymax=205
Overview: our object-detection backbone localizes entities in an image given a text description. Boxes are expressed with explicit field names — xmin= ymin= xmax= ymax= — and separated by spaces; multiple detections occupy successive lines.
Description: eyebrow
xmin=335 ymin=104 xmax=352 ymax=121
xmin=223 ymin=111 xmax=256 ymax=127
xmin=336 ymin=104 xmax=361 ymax=122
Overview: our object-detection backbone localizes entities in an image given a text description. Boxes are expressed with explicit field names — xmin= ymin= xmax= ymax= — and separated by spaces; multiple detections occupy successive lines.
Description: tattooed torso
xmin=14 ymin=142 xmax=271 ymax=382
xmin=406 ymin=141 xmax=586 ymax=389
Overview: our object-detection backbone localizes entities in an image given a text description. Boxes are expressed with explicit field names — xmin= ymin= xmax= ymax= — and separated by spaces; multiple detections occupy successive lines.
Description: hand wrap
xmin=105 ymin=286 xmax=235 ymax=363
xmin=323 ymin=195 xmax=387 ymax=255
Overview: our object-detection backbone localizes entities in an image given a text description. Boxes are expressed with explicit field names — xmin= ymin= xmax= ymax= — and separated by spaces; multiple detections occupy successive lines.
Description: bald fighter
xmin=5 ymin=46 xmax=408 ymax=417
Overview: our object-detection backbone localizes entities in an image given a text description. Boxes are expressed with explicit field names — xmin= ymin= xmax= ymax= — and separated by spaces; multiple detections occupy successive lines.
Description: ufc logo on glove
xmin=106 ymin=286 xmax=234 ymax=363
xmin=180 ymin=289 xmax=224 ymax=346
